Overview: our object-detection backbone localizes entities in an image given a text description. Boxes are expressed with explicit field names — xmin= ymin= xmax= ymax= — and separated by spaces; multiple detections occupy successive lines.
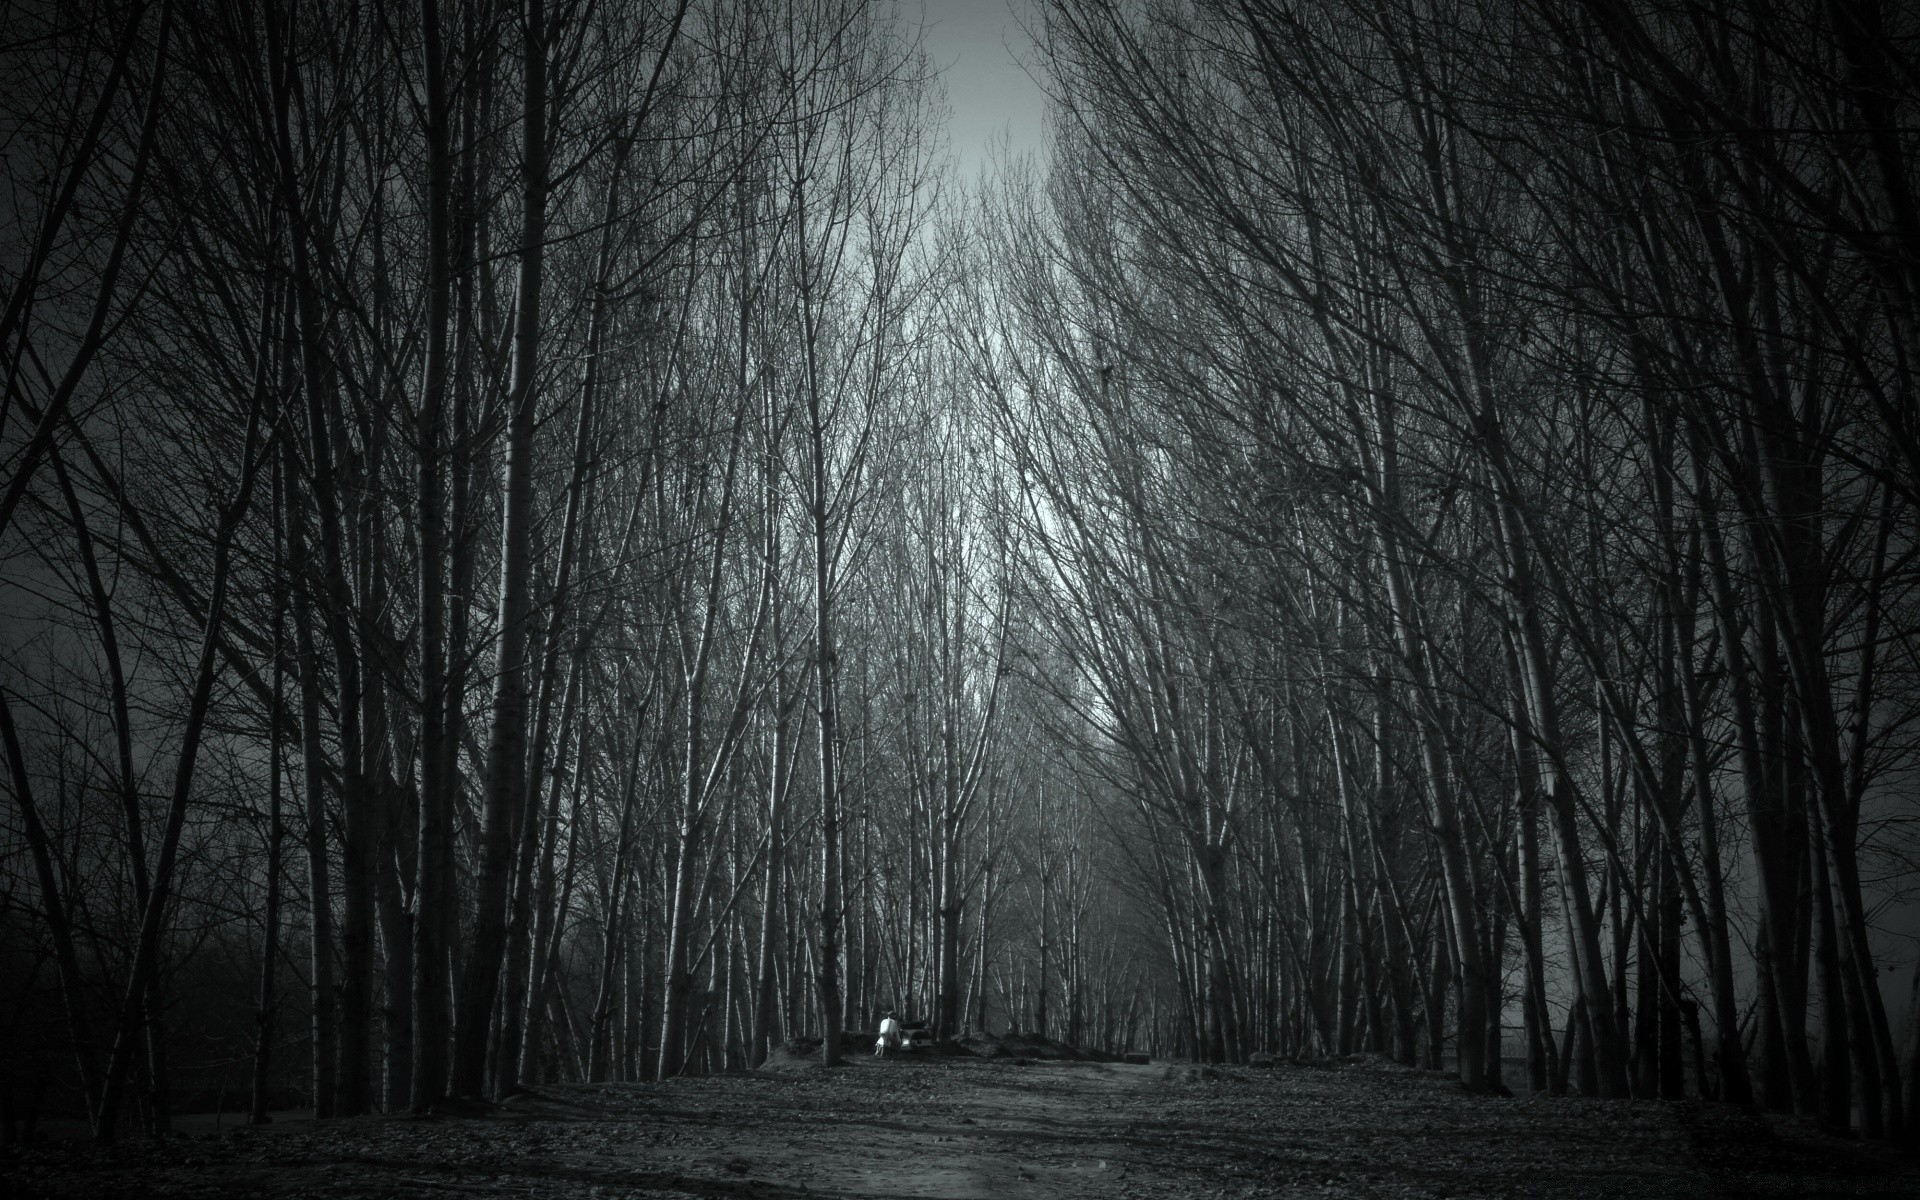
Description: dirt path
xmin=4 ymin=1056 xmax=1913 ymax=1199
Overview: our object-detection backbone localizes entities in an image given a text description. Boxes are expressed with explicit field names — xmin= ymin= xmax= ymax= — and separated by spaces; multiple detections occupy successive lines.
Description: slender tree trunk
xmin=451 ymin=0 xmax=548 ymax=1100
xmin=752 ymin=636 xmax=794 ymax=1065
xmin=801 ymin=235 xmax=844 ymax=1069
xmin=251 ymin=463 xmax=288 ymax=1125
xmin=411 ymin=0 xmax=455 ymax=1115
xmin=285 ymin=436 xmax=336 ymax=1121
xmin=1810 ymin=807 xmax=1853 ymax=1132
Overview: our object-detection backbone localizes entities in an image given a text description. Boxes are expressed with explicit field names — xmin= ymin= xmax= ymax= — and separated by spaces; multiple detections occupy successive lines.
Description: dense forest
xmin=1 ymin=0 xmax=1916 ymax=1150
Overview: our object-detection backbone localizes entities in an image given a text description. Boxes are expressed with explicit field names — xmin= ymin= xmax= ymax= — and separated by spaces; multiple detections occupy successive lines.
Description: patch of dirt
xmin=2 ymin=1056 xmax=1912 ymax=1199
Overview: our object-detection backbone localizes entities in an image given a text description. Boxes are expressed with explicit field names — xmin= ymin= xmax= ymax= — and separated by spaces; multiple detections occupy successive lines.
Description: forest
xmin=0 ymin=0 xmax=1916 ymax=1155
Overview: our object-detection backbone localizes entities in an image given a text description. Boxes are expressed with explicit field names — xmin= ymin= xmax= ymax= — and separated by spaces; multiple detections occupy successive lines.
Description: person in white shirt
xmin=876 ymin=1011 xmax=903 ymax=1056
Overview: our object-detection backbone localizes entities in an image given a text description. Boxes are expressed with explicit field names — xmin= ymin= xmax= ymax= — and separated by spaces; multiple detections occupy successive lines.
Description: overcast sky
xmin=918 ymin=0 xmax=1050 ymax=182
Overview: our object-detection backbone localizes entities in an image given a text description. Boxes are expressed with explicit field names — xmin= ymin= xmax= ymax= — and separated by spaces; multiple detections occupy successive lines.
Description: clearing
xmin=3 ymin=1055 xmax=1913 ymax=1199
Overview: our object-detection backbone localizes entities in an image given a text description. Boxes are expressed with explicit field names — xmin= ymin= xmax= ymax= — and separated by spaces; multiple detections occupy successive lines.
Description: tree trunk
xmin=450 ymin=0 xmax=547 ymax=1100
xmin=285 ymin=436 xmax=336 ymax=1121
xmin=410 ymin=0 xmax=456 ymax=1115
xmin=251 ymin=489 xmax=288 ymax=1124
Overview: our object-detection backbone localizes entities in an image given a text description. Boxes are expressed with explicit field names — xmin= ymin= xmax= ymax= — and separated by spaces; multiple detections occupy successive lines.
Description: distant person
xmin=876 ymin=1011 xmax=903 ymax=1057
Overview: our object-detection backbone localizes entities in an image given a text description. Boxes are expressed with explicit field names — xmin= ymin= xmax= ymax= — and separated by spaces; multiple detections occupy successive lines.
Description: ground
xmin=4 ymin=1054 xmax=1915 ymax=1199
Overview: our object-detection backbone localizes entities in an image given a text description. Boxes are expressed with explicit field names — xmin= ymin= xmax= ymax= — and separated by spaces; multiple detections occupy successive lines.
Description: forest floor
xmin=3 ymin=1051 xmax=1915 ymax=1200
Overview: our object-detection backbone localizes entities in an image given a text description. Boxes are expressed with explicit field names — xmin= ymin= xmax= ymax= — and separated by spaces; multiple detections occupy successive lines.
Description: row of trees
xmin=0 ymin=0 xmax=1108 ymax=1138
xmin=2 ymin=0 xmax=1916 ymax=1151
xmin=960 ymin=0 xmax=1916 ymax=1141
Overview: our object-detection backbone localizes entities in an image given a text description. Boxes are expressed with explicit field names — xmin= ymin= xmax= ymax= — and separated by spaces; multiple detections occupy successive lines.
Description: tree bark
xmin=450 ymin=0 xmax=548 ymax=1100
